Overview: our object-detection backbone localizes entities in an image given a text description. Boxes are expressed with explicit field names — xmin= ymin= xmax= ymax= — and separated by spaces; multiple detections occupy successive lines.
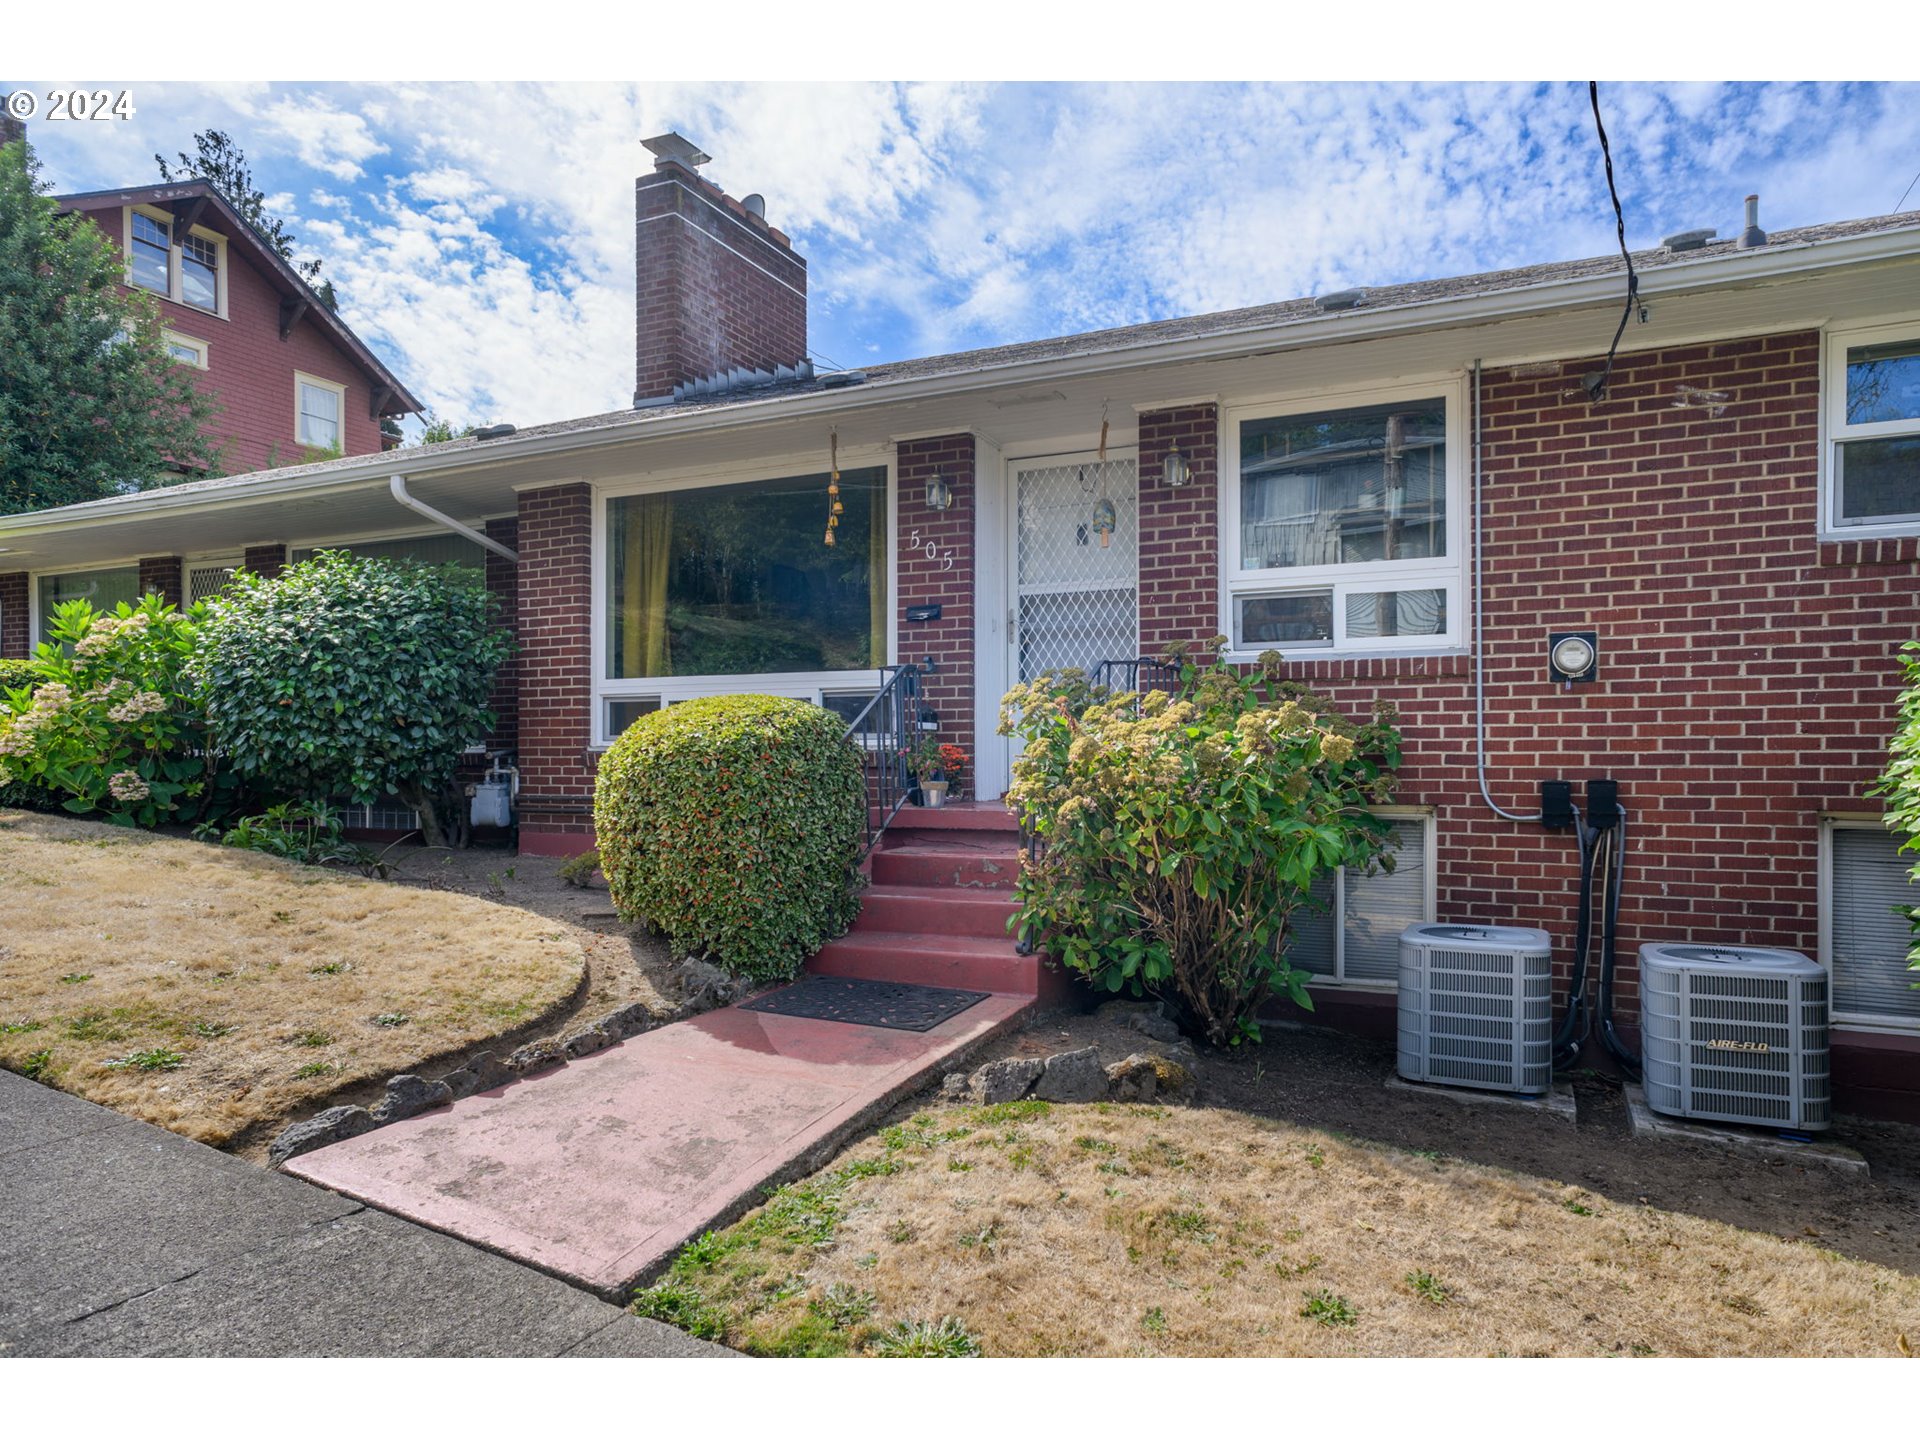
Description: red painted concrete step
xmin=809 ymin=931 xmax=1042 ymax=996
xmin=881 ymin=802 xmax=1022 ymax=835
xmin=869 ymin=842 xmax=1020 ymax=891
xmin=852 ymin=884 xmax=1018 ymax=940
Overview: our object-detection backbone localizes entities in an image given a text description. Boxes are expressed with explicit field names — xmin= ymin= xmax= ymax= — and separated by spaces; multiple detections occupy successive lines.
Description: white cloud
xmin=260 ymin=95 xmax=388 ymax=180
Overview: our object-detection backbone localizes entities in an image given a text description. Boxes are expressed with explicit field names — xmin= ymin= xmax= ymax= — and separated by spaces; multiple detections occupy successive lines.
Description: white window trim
xmin=1820 ymin=316 xmax=1920 ymax=540
xmin=1817 ymin=813 xmax=1920 ymax=1035
xmin=294 ymin=371 xmax=348 ymax=452
xmin=589 ymin=449 xmax=899 ymax=750
xmin=1220 ymin=377 xmax=1467 ymax=662
xmin=1301 ymin=806 xmax=1437 ymax=991
xmin=161 ymin=328 xmax=209 ymax=370
xmin=123 ymin=204 xmax=229 ymax=319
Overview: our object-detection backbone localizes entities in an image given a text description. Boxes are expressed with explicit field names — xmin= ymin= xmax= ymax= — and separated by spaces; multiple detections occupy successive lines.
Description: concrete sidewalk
xmin=288 ymin=991 xmax=1029 ymax=1297
xmin=0 ymin=1070 xmax=732 ymax=1358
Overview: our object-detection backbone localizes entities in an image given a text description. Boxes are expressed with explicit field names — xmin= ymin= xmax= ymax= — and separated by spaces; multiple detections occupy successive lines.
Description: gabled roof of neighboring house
xmin=55 ymin=180 xmax=424 ymax=417
xmin=6 ymin=207 xmax=1920 ymax=534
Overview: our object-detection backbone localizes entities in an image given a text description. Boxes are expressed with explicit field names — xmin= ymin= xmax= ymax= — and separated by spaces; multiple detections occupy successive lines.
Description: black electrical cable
xmin=1552 ymin=819 xmax=1596 ymax=1070
xmin=1597 ymin=813 xmax=1641 ymax=1078
xmin=1584 ymin=81 xmax=1639 ymax=403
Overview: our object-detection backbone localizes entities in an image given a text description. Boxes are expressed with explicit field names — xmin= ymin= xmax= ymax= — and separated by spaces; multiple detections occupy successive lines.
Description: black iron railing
xmin=1091 ymin=656 xmax=1182 ymax=701
xmin=844 ymin=662 xmax=923 ymax=858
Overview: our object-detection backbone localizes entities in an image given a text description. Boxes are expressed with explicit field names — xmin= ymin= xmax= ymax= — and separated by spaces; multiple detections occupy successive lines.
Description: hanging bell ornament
xmin=1092 ymin=497 xmax=1117 ymax=549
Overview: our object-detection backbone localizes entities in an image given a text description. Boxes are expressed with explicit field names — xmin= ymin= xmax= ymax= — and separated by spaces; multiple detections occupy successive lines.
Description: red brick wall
xmin=515 ymin=484 xmax=596 ymax=853
xmin=137 ymin=555 xmax=183 ymax=608
xmin=73 ymin=202 xmax=387 ymax=475
xmin=485 ymin=516 xmax=520 ymax=754
xmin=0 ymin=572 xmax=26 ymax=658
xmin=633 ymin=166 xmax=808 ymax=402
xmin=896 ymin=435 xmax=978 ymax=794
xmin=242 ymin=543 xmax=286 ymax=580
xmin=1138 ymin=404 xmax=1222 ymax=657
xmin=1204 ymin=331 xmax=1920 ymax=1105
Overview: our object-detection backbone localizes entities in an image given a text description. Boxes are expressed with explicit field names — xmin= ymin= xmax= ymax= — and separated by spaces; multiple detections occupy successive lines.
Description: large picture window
xmin=37 ymin=566 xmax=141 ymax=644
xmin=1225 ymin=386 xmax=1463 ymax=656
xmin=1824 ymin=323 xmax=1920 ymax=534
xmin=597 ymin=466 xmax=891 ymax=741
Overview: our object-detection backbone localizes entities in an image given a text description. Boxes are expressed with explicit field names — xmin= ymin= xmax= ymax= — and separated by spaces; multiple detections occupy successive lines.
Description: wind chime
xmin=1090 ymin=400 xmax=1117 ymax=548
xmin=824 ymin=430 xmax=843 ymax=546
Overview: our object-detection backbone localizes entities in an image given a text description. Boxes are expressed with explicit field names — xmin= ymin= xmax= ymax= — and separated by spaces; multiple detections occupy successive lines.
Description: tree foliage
xmin=1001 ymin=641 xmax=1401 ymax=1046
xmin=191 ymin=552 xmax=512 ymax=846
xmin=0 ymin=138 xmax=222 ymax=514
xmin=156 ymin=128 xmax=337 ymax=310
xmin=595 ymin=694 xmax=867 ymax=982
xmin=1870 ymin=640 xmax=1920 ymax=981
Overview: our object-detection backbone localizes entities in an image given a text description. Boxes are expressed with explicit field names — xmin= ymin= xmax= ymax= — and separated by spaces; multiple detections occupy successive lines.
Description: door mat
xmin=741 ymin=976 xmax=992 ymax=1032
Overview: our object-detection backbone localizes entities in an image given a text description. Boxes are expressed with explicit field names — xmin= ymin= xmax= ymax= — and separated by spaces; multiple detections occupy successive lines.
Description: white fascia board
xmin=6 ymin=222 xmax=1918 ymax=544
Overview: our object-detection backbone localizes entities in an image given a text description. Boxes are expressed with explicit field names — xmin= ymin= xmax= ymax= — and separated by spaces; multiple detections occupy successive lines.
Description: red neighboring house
xmin=5 ymin=135 xmax=1920 ymax=1119
xmin=55 ymin=179 xmax=421 ymax=476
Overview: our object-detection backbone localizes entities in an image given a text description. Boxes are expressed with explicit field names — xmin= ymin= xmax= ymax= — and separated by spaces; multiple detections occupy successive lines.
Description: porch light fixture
xmin=925 ymin=471 xmax=954 ymax=512
xmin=1162 ymin=442 xmax=1192 ymax=489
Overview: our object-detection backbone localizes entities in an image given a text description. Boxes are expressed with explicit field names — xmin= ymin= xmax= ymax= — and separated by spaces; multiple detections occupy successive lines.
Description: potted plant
xmin=907 ymin=737 xmax=949 ymax=807
xmin=937 ymin=743 xmax=969 ymax=801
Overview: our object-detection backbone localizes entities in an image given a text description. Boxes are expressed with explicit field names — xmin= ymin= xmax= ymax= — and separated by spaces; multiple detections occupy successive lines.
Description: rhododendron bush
xmin=1000 ymin=640 xmax=1402 ymax=1046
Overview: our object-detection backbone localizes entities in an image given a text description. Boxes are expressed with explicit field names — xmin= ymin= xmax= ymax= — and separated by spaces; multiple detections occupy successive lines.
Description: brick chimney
xmin=0 ymin=114 xmax=25 ymax=149
xmin=634 ymin=133 xmax=809 ymax=405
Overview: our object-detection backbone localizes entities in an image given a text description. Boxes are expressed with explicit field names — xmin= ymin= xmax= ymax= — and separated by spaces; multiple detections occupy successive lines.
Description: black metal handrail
xmin=844 ymin=662 xmax=922 ymax=858
xmin=1091 ymin=656 xmax=1182 ymax=701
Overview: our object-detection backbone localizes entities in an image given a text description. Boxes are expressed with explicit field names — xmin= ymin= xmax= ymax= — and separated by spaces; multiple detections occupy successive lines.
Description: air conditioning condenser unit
xmin=1397 ymin=923 xmax=1554 ymax=1096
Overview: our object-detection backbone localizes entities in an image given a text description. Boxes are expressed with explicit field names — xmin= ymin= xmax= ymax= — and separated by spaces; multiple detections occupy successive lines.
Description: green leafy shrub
xmin=200 ymin=799 xmax=390 ymax=875
xmin=1001 ymin=639 xmax=1400 ymax=1046
xmin=0 ymin=595 xmax=231 ymax=826
xmin=1870 ymin=639 xmax=1920 ymax=985
xmin=595 ymin=694 xmax=865 ymax=983
xmin=191 ymin=551 xmax=511 ymax=847
xmin=0 ymin=658 xmax=44 ymax=809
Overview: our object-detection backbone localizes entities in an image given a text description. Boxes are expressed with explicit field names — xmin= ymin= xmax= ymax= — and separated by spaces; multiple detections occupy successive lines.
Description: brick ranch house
xmin=3 ymin=135 xmax=1919 ymax=1115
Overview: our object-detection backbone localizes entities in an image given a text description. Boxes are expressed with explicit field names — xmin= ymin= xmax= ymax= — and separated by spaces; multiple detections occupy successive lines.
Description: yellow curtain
xmin=620 ymin=493 xmax=673 ymax=677
xmin=867 ymin=479 xmax=888 ymax=666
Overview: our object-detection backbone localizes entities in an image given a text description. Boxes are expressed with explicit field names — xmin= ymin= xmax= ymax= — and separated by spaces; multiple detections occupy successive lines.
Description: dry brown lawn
xmin=644 ymin=1097 xmax=1920 ymax=1358
xmin=0 ymin=809 xmax=586 ymax=1145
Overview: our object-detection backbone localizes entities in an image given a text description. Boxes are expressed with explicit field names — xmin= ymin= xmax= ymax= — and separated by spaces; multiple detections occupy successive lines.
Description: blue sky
xmin=9 ymin=80 xmax=1918 ymax=436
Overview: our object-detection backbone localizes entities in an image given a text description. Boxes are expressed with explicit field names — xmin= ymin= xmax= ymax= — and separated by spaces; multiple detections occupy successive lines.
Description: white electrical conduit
xmin=388 ymin=475 xmax=519 ymax=564
xmin=1472 ymin=358 xmax=1540 ymax=822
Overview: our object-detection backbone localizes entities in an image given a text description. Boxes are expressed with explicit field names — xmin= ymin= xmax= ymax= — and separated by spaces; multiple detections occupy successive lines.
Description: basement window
xmin=1290 ymin=812 xmax=1434 ymax=987
xmin=1224 ymin=384 xmax=1464 ymax=657
xmin=1821 ymin=819 xmax=1920 ymax=1030
xmin=1824 ymin=324 xmax=1920 ymax=535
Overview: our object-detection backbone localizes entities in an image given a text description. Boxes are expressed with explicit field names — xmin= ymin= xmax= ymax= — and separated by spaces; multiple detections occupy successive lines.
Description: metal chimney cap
xmin=741 ymin=193 xmax=766 ymax=219
xmin=642 ymin=133 xmax=712 ymax=170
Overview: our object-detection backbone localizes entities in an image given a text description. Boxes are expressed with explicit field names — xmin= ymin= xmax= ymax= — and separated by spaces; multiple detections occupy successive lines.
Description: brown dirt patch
xmin=0 ymin=810 xmax=589 ymax=1146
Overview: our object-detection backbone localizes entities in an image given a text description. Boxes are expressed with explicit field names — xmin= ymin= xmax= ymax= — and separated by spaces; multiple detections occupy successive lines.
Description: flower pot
xmin=921 ymin=780 xmax=950 ymax=808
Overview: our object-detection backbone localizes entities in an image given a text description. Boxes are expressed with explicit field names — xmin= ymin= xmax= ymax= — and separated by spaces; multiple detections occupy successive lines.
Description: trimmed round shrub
xmin=595 ymin=694 xmax=866 ymax=983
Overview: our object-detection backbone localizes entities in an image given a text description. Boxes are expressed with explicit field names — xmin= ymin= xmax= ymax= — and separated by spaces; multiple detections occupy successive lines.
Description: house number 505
xmin=906 ymin=531 xmax=956 ymax=571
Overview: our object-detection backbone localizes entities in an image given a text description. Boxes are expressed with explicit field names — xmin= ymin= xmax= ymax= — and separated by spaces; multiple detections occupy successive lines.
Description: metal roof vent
xmin=473 ymin=423 xmax=517 ymax=440
xmin=1662 ymin=227 xmax=1716 ymax=253
xmin=741 ymin=193 xmax=766 ymax=220
xmin=1738 ymin=194 xmax=1768 ymax=249
xmin=1313 ymin=287 xmax=1370 ymax=313
xmin=818 ymin=370 xmax=868 ymax=389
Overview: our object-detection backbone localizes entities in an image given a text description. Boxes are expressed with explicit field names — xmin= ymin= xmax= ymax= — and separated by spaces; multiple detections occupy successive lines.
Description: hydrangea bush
xmin=595 ymin=694 xmax=867 ymax=983
xmin=0 ymin=596 xmax=226 ymax=825
xmin=1870 ymin=639 xmax=1920 ymax=982
xmin=1001 ymin=639 xmax=1401 ymax=1045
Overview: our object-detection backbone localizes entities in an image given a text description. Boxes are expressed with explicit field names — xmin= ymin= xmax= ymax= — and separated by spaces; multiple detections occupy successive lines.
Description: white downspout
xmin=1472 ymin=358 xmax=1538 ymax=823
xmin=388 ymin=475 xmax=518 ymax=563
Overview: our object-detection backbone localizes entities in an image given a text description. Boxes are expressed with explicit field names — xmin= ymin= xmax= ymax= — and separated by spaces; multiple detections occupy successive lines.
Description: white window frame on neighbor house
xmin=161 ymin=329 xmax=209 ymax=369
xmin=1220 ymin=377 xmax=1467 ymax=661
xmin=1818 ymin=814 xmax=1920 ymax=1034
xmin=1821 ymin=316 xmax=1920 ymax=539
xmin=295 ymin=372 xmax=348 ymax=451
xmin=1297 ymin=807 xmax=1437 ymax=990
xmin=124 ymin=204 xmax=229 ymax=319
xmin=588 ymin=448 xmax=899 ymax=749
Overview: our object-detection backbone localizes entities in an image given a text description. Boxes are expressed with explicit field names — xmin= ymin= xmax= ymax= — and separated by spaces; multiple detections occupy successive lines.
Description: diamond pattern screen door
xmin=1013 ymin=453 xmax=1140 ymax=685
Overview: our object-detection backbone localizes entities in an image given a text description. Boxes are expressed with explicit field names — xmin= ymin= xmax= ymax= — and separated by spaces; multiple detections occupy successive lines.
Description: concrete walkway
xmin=0 ymin=1070 xmax=731 ymax=1358
xmin=288 ymin=991 xmax=1029 ymax=1297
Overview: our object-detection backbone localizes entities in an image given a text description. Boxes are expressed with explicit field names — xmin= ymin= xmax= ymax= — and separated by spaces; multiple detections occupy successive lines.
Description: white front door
xmin=1009 ymin=446 xmax=1140 ymax=697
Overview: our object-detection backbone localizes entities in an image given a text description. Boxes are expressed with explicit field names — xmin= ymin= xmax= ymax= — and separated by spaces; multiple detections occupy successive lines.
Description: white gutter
xmin=6 ymin=220 xmax=1918 ymax=542
xmin=389 ymin=475 xmax=518 ymax=562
